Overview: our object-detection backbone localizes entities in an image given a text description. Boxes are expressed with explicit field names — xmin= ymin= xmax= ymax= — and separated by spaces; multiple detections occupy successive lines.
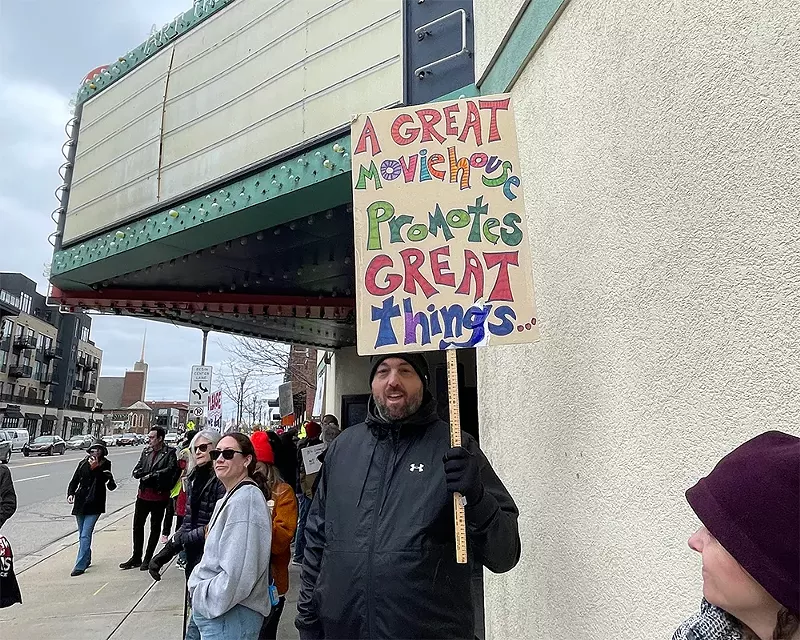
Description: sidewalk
xmin=1 ymin=507 xmax=301 ymax=639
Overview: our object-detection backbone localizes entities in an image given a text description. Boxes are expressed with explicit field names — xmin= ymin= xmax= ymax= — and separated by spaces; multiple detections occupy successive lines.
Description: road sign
xmin=193 ymin=407 xmax=204 ymax=417
xmin=189 ymin=365 xmax=213 ymax=410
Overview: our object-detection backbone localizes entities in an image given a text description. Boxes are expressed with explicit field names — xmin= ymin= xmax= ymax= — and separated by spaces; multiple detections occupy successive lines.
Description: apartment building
xmin=0 ymin=273 xmax=103 ymax=438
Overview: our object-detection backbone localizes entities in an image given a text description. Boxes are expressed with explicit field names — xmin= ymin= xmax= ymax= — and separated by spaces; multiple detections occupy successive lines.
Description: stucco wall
xmin=476 ymin=1 xmax=800 ymax=638
xmin=473 ymin=0 xmax=527 ymax=82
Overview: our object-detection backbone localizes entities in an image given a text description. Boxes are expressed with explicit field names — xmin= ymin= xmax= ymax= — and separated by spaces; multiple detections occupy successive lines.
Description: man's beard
xmin=375 ymin=390 xmax=424 ymax=422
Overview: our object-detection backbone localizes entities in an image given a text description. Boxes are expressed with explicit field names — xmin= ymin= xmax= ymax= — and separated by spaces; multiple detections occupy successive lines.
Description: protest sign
xmin=301 ymin=442 xmax=327 ymax=476
xmin=351 ymin=94 xmax=539 ymax=355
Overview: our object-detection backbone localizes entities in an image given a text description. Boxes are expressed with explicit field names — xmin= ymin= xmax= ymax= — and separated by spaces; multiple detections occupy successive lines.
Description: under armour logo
xmin=409 ymin=464 xmax=424 ymax=472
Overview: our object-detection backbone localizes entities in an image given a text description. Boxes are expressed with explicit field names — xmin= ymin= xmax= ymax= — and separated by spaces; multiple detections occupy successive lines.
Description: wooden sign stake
xmin=446 ymin=348 xmax=468 ymax=564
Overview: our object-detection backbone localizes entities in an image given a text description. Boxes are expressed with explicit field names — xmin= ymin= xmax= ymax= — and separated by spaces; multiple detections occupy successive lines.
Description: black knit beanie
xmin=369 ymin=353 xmax=430 ymax=391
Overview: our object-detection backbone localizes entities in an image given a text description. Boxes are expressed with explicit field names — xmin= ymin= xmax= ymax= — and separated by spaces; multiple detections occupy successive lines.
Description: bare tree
xmin=216 ymin=360 xmax=256 ymax=426
xmin=222 ymin=338 xmax=317 ymax=389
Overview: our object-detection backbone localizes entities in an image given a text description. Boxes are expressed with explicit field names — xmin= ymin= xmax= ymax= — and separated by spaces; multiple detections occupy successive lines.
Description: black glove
xmin=442 ymin=446 xmax=484 ymax=505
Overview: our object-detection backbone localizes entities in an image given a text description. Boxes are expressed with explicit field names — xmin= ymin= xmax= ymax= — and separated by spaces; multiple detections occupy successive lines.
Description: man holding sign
xmin=295 ymin=353 xmax=519 ymax=640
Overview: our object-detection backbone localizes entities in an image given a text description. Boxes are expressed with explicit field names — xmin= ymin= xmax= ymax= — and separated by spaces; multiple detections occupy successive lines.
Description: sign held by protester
xmin=351 ymin=94 xmax=539 ymax=355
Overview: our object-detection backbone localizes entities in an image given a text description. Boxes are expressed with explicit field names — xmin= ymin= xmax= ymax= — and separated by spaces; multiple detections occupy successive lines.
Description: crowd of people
xmin=0 ymin=352 xmax=797 ymax=640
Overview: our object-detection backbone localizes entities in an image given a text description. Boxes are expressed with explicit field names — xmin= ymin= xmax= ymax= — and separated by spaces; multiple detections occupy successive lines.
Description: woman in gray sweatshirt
xmin=188 ymin=433 xmax=273 ymax=639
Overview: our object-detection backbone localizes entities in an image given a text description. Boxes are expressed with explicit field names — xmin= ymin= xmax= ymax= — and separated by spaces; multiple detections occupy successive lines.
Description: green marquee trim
xmin=51 ymin=135 xmax=352 ymax=287
xmin=76 ymin=0 xmax=236 ymax=106
xmin=478 ymin=0 xmax=570 ymax=95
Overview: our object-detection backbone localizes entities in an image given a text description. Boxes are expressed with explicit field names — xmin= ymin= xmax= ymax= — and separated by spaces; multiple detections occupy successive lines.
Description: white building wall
xmin=324 ymin=347 xmax=372 ymax=420
xmin=476 ymin=1 xmax=800 ymax=638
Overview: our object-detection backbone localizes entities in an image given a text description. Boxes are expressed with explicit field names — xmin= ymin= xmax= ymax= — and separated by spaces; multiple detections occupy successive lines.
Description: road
xmin=1 ymin=446 xmax=144 ymax=560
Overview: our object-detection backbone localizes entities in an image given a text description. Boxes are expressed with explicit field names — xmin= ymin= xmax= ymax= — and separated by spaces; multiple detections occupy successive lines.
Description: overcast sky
xmin=0 ymin=0 xmax=273 ymax=413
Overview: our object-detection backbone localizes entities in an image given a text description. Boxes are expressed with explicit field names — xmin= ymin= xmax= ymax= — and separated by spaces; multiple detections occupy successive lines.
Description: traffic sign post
xmin=189 ymin=365 xmax=213 ymax=418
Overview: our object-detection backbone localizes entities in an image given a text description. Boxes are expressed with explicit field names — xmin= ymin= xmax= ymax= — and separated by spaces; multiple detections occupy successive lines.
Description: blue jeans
xmin=185 ymin=613 xmax=200 ymax=640
xmin=74 ymin=513 xmax=100 ymax=571
xmin=192 ymin=605 xmax=263 ymax=640
xmin=293 ymin=495 xmax=312 ymax=563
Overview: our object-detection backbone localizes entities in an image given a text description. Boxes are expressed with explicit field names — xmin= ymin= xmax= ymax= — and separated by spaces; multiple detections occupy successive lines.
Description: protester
xmin=161 ymin=447 xmax=190 ymax=546
xmin=121 ymin=426 xmax=179 ymax=571
xmin=66 ymin=440 xmax=117 ymax=576
xmin=320 ymin=414 xmax=340 ymax=447
xmin=278 ymin=428 xmax=299 ymax=495
xmin=292 ymin=421 xmax=322 ymax=566
xmin=251 ymin=431 xmax=298 ymax=640
xmin=149 ymin=429 xmax=224 ymax=640
xmin=311 ymin=416 xmax=341 ymax=496
xmin=0 ymin=461 xmax=16 ymax=529
xmin=295 ymin=354 xmax=520 ymax=640
xmin=673 ymin=431 xmax=799 ymax=640
xmin=187 ymin=433 xmax=273 ymax=640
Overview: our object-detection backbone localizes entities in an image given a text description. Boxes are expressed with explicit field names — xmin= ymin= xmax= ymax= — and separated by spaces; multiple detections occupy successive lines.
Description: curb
xmin=16 ymin=501 xmax=137 ymax=574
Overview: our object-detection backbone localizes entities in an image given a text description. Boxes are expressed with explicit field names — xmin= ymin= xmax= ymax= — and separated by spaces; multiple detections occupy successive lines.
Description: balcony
xmin=39 ymin=371 xmax=57 ymax=385
xmin=85 ymin=358 xmax=99 ymax=371
xmin=82 ymin=379 xmax=97 ymax=393
xmin=73 ymin=378 xmax=84 ymax=390
xmin=13 ymin=335 xmax=37 ymax=350
xmin=0 ymin=337 xmax=10 ymax=352
xmin=8 ymin=365 xmax=33 ymax=378
xmin=69 ymin=398 xmax=89 ymax=410
xmin=76 ymin=354 xmax=87 ymax=368
xmin=43 ymin=346 xmax=62 ymax=360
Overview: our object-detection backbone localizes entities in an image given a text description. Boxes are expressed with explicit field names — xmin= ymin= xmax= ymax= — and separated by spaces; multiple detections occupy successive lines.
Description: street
xmin=2 ymin=446 xmax=143 ymax=561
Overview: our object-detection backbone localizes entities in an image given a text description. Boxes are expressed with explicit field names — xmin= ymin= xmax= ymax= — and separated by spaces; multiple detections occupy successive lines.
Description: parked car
xmin=67 ymin=434 xmax=94 ymax=450
xmin=23 ymin=435 xmax=66 ymax=457
xmin=117 ymin=433 xmax=139 ymax=446
xmin=164 ymin=432 xmax=180 ymax=446
xmin=102 ymin=435 xmax=119 ymax=447
xmin=136 ymin=434 xmax=147 ymax=445
xmin=1 ymin=428 xmax=30 ymax=452
xmin=0 ymin=431 xmax=12 ymax=464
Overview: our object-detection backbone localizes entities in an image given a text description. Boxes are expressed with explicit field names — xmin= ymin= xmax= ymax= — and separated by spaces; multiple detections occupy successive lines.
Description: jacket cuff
xmin=465 ymin=488 xmax=499 ymax=530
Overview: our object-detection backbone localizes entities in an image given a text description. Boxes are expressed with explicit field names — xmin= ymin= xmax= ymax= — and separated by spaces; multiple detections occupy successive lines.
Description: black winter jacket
xmin=0 ymin=464 xmax=16 ymax=529
xmin=132 ymin=445 xmax=180 ymax=494
xmin=295 ymin=394 xmax=520 ymax=640
xmin=173 ymin=463 xmax=225 ymax=572
xmin=67 ymin=455 xmax=117 ymax=515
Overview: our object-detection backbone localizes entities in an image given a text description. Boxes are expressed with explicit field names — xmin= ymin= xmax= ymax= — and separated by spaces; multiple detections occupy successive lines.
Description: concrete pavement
xmin=2 ymin=508 xmax=301 ymax=639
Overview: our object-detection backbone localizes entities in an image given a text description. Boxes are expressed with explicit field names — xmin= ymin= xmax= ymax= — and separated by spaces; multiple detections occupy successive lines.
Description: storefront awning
xmin=24 ymin=413 xmax=42 ymax=420
xmin=2 ymin=405 xmax=23 ymax=419
xmin=71 ymin=417 xmax=86 ymax=423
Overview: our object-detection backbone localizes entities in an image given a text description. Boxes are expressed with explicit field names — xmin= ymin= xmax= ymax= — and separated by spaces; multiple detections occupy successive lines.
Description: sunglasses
xmin=210 ymin=448 xmax=244 ymax=461
xmin=195 ymin=443 xmax=211 ymax=453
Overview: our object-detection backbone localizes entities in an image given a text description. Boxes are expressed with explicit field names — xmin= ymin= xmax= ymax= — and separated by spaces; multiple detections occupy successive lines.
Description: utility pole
xmin=201 ymin=330 xmax=209 ymax=365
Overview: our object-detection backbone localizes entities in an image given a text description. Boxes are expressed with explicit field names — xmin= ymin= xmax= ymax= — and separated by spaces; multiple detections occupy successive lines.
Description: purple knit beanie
xmin=686 ymin=430 xmax=800 ymax=614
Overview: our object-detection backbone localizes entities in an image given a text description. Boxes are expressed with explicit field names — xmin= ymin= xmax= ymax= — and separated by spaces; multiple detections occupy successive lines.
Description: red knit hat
xmin=304 ymin=421 xmax=321 ymax=440
xmin=686 ymin=430 xmax=800 ymax=614
xmin=251 ymin=431 xmax=274 ymax=465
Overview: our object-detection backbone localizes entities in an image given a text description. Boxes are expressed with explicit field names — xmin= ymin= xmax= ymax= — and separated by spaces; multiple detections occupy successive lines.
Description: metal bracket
xmin=414 ymin=9 xmax=470 ymax=79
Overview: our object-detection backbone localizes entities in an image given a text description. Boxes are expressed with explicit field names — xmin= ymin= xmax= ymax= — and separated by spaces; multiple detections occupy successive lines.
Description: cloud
xmin=0 ymin=76 xmax=71 ymax=171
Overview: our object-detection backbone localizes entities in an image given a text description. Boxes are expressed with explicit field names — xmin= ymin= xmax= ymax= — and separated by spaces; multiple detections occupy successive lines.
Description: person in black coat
xmin=296 ymin=354 xmax=520 ymax=640
xmin=0 ymin=463 xmax=16 ymax=530
xmin=149 ymin=429 xmax=225 ymax=578
xmin=67 ymin=440 xmax=116 ymax=576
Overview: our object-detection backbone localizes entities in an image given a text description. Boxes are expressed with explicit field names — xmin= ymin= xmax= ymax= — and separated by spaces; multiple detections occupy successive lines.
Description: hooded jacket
xmin=295 ymin=393 xmax=520 ymax=640
xmin=67 ymin=445 xmax=116 ymax=516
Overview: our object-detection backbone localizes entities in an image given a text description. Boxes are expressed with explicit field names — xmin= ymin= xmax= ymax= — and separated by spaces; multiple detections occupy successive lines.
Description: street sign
xmin=189 ymin=365 xmax=213 ymax=411
xmin=193 ymin=407 xmax=204 ymax=417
